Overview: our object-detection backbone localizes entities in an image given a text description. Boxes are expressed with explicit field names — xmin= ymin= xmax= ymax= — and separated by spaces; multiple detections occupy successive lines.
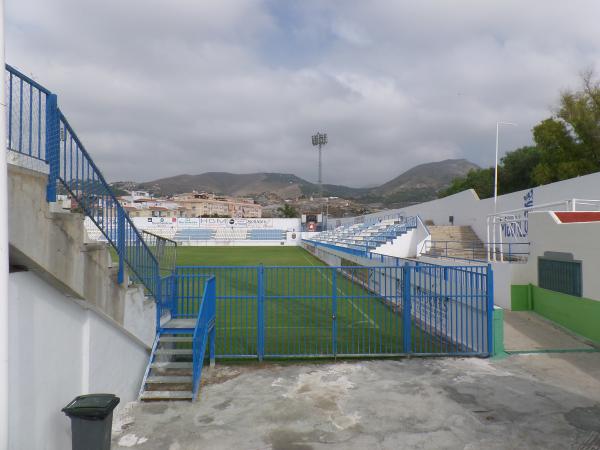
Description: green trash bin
xmin=62 ymin=394 xmax=120 ymax=450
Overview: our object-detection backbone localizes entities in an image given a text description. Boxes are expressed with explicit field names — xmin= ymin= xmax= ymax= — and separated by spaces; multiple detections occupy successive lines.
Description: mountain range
xmin=114 ymin=159 xmax=479 ymax=207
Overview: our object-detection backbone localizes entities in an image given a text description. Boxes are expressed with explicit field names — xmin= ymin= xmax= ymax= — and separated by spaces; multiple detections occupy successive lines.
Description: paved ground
xmin=504 ymin=310 xmax=594 ymax=352
xmin=113 ymin=353 xmax=600 ymax=450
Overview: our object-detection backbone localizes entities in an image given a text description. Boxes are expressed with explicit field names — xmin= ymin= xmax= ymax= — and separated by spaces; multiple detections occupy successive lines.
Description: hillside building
xmin=172 ymin=191 xmax=262 ymax=218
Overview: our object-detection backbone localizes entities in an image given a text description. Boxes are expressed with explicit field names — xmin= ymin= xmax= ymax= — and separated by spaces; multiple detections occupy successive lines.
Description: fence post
xmin=209 ymin=277 xmax=216 ymax=368
xmin=117 ymin=207 xmax=125 ymax=284
xmin=45 ymin=94 xmax=59 ymax=202
xmin=171 ymin=271 xmax=178 ymax=317
xmin=257 ymin=265 xmax=265 ymax=361
xmin=332 ymin=269 xmax=337 ymax=357
xmin=402 ymin=264 xmax=412 ymax=353
xmin=486 ymin=264 xmax=494 ymax=355
xmin=156 ymin=275 xmax=162 ymax=332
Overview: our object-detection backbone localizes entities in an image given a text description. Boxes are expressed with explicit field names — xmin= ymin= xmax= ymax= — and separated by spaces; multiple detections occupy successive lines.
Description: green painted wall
xmin=511 ymin=284 xmax=600 ymax=343
xmin=511 ymin=285 xmax=531 ymax=311
xmin=493 ymin=307 xmax=505 ymax=357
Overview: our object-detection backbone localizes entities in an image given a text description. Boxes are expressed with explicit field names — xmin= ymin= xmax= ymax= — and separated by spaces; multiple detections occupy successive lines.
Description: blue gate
xmin=168 ymin=263 xmax=492 ymax=359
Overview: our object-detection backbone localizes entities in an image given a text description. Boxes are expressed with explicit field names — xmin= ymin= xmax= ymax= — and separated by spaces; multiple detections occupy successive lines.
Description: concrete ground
xmin=504 ymin=310 xmax=594 ymax=352
xmin=113 ymin=353 xmax=600 ymax=450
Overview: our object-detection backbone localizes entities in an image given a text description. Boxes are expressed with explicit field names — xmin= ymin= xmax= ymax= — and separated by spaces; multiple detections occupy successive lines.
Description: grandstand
xmin=175 ymin=228 xmax=215 ymax=242
xmin=84 ymin=217 xmax=297 ymax=245
xmin=248 ymin=229 xmax=286 ymax=240
xmin=310 ymin=218 xmax=417 ymax=252
xmin=214 ymin=228 xmax=248 ymax=240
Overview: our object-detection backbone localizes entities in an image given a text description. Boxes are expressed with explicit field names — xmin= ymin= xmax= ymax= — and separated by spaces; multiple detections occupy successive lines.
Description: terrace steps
xmin=425 ymin=226 xmax=486 ymax=260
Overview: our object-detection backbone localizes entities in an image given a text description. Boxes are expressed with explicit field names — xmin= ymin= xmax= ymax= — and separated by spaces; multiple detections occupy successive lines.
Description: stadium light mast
xmin=311 ymin=132 xmax=327 ymax=198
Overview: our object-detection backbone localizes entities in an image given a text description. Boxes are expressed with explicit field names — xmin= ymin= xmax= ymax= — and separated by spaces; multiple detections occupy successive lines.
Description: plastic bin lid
xmin=62 ymin=394 xmax=120 ymax=419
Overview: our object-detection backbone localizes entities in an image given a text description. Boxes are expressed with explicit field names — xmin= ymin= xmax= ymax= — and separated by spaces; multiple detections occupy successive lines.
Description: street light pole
xmin=494 ymin=122 xmax=517 ymax=214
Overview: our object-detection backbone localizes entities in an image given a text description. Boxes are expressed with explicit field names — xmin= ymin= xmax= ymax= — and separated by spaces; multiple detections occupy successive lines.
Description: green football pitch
xmin=172 ymin=246 xmax=440 ymax=357
xmin=175 ymin=245 xmax=323 ymax=267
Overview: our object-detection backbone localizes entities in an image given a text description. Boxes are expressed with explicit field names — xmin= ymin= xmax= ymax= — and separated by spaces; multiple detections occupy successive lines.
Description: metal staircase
xmin=140 ymin=334 xmax=195 ymax=401
xmin=139 ymin=272 xmax=216 ymax=401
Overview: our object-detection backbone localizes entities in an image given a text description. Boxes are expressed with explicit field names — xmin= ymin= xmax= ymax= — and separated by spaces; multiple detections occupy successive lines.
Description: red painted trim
xmin=555 ymin=212 xmax=600 ymax=223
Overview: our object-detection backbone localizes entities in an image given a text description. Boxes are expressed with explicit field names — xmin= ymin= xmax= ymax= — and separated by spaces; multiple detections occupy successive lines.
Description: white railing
xmin=486 ymin=198 xmax=600 ymax=262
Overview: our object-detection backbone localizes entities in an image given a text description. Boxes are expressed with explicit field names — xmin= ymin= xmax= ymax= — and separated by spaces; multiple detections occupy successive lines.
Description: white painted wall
xmin=372 ymin=217 xmax=431 ymax=258
xmin=8 ymin=271 xmax=149 ymax=450
xmin=513 ymin=211 xmax=600 ymax=301
xmin=489 ymin=262 xmax=519 ymax=309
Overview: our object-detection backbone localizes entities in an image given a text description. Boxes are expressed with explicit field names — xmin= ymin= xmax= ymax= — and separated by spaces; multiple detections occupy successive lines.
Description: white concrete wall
xmin=8 ymin=271 xmax=149 ymax=450
xmin=513 ymin=211 xmax=600 ymax=300
xmin=373 ymin=217 xmax=431 ymax=259
xmin=489 ymin=262 xmax=519 ymax=309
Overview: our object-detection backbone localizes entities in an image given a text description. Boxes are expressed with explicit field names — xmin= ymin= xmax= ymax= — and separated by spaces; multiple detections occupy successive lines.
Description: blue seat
xmin=248 ymin=229 xmax=286 ymax=240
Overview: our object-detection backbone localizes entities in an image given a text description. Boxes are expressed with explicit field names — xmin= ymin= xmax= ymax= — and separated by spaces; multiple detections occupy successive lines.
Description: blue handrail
xmin=5 ymin=64 xmax=160 ymax=298
xmin=192 ymin=276 xmax=216 ymax=399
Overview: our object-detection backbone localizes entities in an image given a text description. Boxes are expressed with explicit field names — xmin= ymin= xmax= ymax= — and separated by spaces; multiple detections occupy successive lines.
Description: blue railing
xmin=172 ymin=264 xmax=492 ymax=358
xmin=5 ymin=64 xmax=160 ymax=298
xmin=5 ymin=65 xmax=50 ymax=161
xmin=192 ymin=276 xmax=216 ymax=400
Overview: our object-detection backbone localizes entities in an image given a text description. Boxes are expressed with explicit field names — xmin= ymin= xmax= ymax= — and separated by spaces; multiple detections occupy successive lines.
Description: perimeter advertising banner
xmin=176 ymin=218 xmax=275 ymax=228
xmin=132 ymin=217 xmax=301 ymax=231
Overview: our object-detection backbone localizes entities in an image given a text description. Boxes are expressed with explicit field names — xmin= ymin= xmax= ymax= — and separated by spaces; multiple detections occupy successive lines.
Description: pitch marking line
xmin=300 ymin=252 xmax=379 ymax=329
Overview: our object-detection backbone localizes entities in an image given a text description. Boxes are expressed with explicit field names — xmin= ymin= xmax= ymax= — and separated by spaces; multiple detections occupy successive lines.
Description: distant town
xmin=120 ymin=190 xmax=263 ymax=219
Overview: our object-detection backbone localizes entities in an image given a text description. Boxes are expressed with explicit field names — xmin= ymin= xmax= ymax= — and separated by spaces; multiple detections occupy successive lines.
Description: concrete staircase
xmin=140 ymin=334 xmax=194 ymax=401
xmin=425 ymin=226 xmax=487 ymax=260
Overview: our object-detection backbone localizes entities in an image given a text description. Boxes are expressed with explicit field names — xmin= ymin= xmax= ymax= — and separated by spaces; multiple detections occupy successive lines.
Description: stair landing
xmin=162 ymin=318 xmax=196 ymax=329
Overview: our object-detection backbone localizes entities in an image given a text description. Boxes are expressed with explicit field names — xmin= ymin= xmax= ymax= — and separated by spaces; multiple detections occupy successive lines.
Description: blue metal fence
xmin=5 ymin=64 xmax=160 ymax=299
xmin=164 ymin=264 xmax=492 ymax=359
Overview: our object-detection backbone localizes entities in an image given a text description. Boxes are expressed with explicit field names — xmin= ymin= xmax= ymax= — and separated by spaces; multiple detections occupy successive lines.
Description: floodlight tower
xmin=311 ymin=132 xmax=328 ymax=197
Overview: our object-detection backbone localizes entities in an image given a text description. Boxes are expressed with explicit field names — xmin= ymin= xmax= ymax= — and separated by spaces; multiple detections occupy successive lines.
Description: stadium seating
xmin=174 ymin=228 xmax=216 ymax=242
xmin=214 ymin=228 xmax=248 ymax=240
xmin=310 ymin=218 xmax=417 ymax=252
xmin=248 ymin=229 xmax=286 ymax=240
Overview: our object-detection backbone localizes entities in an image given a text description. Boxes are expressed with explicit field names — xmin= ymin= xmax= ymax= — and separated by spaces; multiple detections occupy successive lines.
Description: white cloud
xmin=6 ymin=0 xmax=600 ymax=186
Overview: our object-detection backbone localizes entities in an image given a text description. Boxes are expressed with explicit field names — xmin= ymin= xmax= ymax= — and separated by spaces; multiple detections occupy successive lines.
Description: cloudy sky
xmin=6 ymin=1 xmax=600 ymax=186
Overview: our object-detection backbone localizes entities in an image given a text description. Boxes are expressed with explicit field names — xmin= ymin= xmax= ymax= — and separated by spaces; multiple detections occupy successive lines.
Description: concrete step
xmin=160 ymin=336 xmax=193 ymax=343
xmin=140 ymin=390 xmax=193 ymax=401
xmin=155 ymin=348 xmax=193 ymax=356
xmin=146 ymin=375 xmax=192 ymax=384
xmin=150 ymin=361 xmax=193 ymax=370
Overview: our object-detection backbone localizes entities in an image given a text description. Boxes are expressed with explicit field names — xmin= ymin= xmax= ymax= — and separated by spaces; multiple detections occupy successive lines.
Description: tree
xmin=532 ymin=71 xmax=600 ymax=184
xmin=439 ymin=168 xmax=494 ymax=199
xmin=441 ymin=72 xmax=600 ymax=198
xmin=498 ymin=146 xmax=542 ymax=194
xmin=277 ymin=203 xmax=298 ymax=218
